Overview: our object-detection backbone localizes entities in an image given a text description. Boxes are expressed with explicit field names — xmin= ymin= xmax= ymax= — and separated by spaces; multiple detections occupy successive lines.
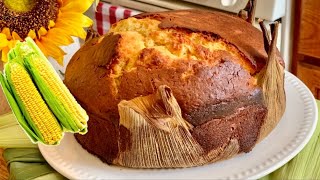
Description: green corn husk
xmin=3 ymin=148 xmax=67 ymax=180
xmin=0 ymin=113 xmax=36 ymax=148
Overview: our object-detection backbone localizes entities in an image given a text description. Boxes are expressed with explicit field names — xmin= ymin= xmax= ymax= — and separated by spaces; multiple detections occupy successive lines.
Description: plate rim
xmin=39 ymin=71 xmax=318 ymax=179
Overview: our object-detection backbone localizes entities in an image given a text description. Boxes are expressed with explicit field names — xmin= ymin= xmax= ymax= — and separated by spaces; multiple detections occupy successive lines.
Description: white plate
xmin=39 ymin=72 xmax=318 ymax=179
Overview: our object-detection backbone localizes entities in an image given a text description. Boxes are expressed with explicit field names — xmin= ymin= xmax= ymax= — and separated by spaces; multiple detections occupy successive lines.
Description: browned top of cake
xmin=135 ymin=9 xmax=284 ymax=72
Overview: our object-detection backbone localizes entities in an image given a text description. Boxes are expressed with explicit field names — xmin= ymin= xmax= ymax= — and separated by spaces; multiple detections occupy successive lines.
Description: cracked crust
xmin=134 ymin=9 xmax=284 ymax=70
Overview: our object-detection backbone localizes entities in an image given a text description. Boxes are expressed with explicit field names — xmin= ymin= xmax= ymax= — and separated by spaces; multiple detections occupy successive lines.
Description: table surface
xmin=0 ymin=149 xmax=8 ymax=180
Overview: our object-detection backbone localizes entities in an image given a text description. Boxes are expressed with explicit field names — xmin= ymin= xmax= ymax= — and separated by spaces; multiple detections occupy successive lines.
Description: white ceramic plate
xmin=39 ymin=72 xmax=318 ymax=179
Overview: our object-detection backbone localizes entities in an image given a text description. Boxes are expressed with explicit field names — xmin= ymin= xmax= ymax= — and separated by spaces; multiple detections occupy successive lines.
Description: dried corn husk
xmin=257 ymin=22 xmax=286 ymax=141
xmin=115 ymin=86 xmax=208 ymax=167
xmin=114 ymin=85 xmax=240 ymax=168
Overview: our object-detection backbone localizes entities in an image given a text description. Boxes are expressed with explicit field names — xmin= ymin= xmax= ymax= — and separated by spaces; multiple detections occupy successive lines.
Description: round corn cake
xmin=64 ymin=9 xmax=285 ymax=167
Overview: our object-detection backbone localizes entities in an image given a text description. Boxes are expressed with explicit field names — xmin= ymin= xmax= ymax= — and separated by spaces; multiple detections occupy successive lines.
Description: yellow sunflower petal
xmin=27 ymin=30 xmax=37 ymax=39
xmin=55 ymin=56 xmax=64 ymax=66
xmin=61 ymin=0 xmax=73 ymax=6
xmin=38 ymin=37 xmax=66 ymax=65
xmin=58 ymin=13 xmax=93 ymax=27
xmin=12 ymin=32 xmax=22 ymax=41
xmin=8 ymin=40 xmax=18 ymax=49
xmin=48 ymin=20 xmax=55 ymax=29
xmin=1 ymin=47 xmax=9 ymax=62
xmin=60 ymin=0 xmax=94 ymax=13
xmin=38 ymin=27 xmax=48 ymax=39
xmin=35 ymin=39 xmax=49 ymax=56
xmin=1 ymin=28 xmax=12 ymax=40
xmin=44 ymin=28 xmax=74 ymax=46
xmin=55 ymin=21 xmax=87 ymax=39
xmin=0 ymin=33 xmax=9 ymax=48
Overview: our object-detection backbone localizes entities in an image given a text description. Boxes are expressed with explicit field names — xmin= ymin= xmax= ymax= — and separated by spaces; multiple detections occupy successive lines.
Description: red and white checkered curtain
xmin=94 ymin=2 xmax=141 ymax=35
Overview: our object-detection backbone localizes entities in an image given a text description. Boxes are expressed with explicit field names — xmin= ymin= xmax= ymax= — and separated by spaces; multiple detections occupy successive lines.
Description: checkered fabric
xmin=95 ymin=2 xmax=141 ymax=35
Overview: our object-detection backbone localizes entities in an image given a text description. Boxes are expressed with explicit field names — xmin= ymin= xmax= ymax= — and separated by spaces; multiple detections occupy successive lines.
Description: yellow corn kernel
xmin=9 ymin=63 xmax=62 ymax=145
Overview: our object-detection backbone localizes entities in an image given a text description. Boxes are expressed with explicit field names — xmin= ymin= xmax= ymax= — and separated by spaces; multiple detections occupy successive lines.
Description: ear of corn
xmin=3 ymin=61 xmax=63 ymax=145
xmin=17 ymin=38 xmax=89 ymax=133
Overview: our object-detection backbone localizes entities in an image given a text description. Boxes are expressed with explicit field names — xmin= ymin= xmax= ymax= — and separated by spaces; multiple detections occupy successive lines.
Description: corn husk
xmin=114 ymin=85 xmax=240 ymax=168
xmin=257 ymin=22 xmax=286 ymax=141
xmin=0 ymin=113 xmax=36 ymax=148
xmin=115 ymin=85 xmax=208 ymax=167
xmin=3 ymin=148 xmax=67 ymax=180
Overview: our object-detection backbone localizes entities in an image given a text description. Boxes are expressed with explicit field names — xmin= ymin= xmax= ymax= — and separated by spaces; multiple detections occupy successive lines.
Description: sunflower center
xmin=3 ymin=0 xmax=37 ymax=13
xmin=0 ymin=0 xmax=60 ymax=39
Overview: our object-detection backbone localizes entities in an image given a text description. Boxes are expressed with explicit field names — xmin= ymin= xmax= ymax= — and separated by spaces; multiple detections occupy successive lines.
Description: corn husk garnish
xmin=114 ymin=85 xmax=240 ymax=168
xmin=115 ymin=85 xmax=208 ymax=167
xmin=257 ymin=21 xmax=286 ymax=141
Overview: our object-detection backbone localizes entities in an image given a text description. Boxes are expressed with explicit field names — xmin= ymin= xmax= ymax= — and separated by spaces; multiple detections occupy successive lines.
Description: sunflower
xmin=0 ymin=0 xmax=94 ymax=65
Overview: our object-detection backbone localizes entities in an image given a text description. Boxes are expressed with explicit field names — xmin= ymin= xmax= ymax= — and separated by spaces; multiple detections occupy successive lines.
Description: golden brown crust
xmin=75 ymin=113 xmax=118 ymax=164
xmin=65 ymin=33 xmax=121 ymax=125
xmin=134 ymin=9 xmax=284 ymax=72
xmin=192 ymin=105 xmax=266 ymax=153
xmin=125 ymin=57 xmax=260 ymax=126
